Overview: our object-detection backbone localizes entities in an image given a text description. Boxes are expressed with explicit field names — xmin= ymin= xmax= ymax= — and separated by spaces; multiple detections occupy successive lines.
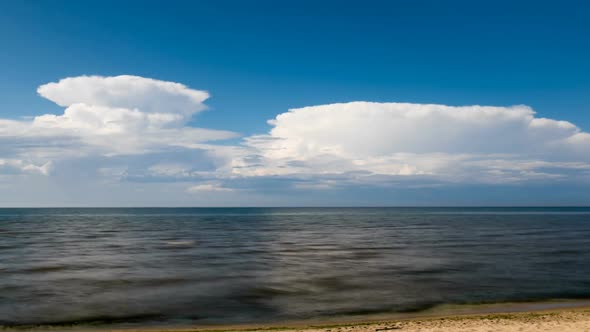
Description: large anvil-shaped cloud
xmin=0 ymin=75 xmax=237 ymax=175
xmin=37 ymin=75 xmax=209 ymax=117
xmin=235 ymin=102 xmax=590 ymax=185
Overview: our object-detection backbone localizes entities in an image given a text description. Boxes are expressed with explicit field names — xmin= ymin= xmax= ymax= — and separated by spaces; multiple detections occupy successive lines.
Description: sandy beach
xmin=294 ymin=309 xmax=590 ymax=332
xmin=93 ymin=307 xmax=590 ymax=332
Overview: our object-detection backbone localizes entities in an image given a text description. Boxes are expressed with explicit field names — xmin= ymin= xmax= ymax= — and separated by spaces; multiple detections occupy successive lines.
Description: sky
xmin=1 ymin=0 xmax=590 ymax=206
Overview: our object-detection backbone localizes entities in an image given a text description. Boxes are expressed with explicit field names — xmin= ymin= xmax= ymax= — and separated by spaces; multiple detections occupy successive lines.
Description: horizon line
xmin=1 ymin=206 xmax=590 ymax=209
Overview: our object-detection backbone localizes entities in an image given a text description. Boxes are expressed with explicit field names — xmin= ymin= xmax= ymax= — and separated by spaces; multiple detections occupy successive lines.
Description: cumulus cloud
xmin=235 ymin=102 xmax=590 ymax=185
xmin=37 ymin=75 xmax=209 ymax=118
xmin=0 ymin=75 xmax=237 ymax=178
xmin=32 ymin=75 xmax=236 ymax=154
xmin=2 ymin=76 xmax=590 ymax=205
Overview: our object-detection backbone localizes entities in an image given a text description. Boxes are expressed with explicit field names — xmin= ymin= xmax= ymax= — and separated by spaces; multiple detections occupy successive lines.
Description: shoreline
xmin=197 ymin=306 xmax=590 ymax=332
xmin=6 ymin=299 xmax=590 ymax=332
xmin=176 ymin=299 xmax=590 ymax=332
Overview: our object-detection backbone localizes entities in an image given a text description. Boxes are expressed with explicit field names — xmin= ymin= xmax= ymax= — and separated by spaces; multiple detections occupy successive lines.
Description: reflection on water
xmin=1 ymin=207 xmax=590 ymax=327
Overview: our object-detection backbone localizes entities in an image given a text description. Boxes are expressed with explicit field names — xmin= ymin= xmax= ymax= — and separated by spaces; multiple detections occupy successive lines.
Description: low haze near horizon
xmin=1 ymin=0 xmax=590 ymax=206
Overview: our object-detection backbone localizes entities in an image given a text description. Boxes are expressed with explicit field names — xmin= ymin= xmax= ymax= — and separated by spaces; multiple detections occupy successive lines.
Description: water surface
xmin=1 ymin=207 xmax=590 ymax=327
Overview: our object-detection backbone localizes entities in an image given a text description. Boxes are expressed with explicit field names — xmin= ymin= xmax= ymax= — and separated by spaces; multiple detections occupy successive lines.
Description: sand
xmin=7 ymin=306 xmax=590 ymax=332
xmin=301 ymin=310 xmax=590 ymax=332
xmin=115 ymin=308 xmax=590 ymax=332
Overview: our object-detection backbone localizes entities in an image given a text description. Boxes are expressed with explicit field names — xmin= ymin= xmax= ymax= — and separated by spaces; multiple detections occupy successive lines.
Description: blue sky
xmin=1 ymin=0 xmax=590 ymax=206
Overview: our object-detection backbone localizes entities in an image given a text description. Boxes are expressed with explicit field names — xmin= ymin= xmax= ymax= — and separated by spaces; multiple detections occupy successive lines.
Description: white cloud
xmin=0 ymin=75 xmax=238 ymax=176
xmin=2 ymin=76 xmax=590 ymax=205
xmin=235 ymin=102 xmax=590 ymax=185
xmin=187 ymin=183 xmax=235 ymax=193
xmin=37 ymin=75 xmax=209 ymax=117
xmin=0 ymin=159 xmax=52 ymax=175
xmin=32 ymin=75 xmax=236 ymax=154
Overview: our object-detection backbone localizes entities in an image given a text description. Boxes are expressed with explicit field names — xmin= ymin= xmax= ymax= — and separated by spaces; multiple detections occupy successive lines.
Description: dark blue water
xmin=1 ymin=207 xmax=590 ymax=327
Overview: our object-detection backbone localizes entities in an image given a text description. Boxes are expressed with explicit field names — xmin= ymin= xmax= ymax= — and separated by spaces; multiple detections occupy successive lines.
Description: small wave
xmin=156 ymin=240 xmax=197 ymax=249
xmin=21 ymin=265 xmax=71 ymax=273
xmin=0 ymin=313 xmax=164 ymax=328
xmin=316 ymin=302 xmax=440 ymax=317
xmin=88 ymin=276 xmax=195 ymax=289
xmin=233 ymin=285 xmax=311 ymax=302
xmin=396 ymin=302 xmax=442 ymax=313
